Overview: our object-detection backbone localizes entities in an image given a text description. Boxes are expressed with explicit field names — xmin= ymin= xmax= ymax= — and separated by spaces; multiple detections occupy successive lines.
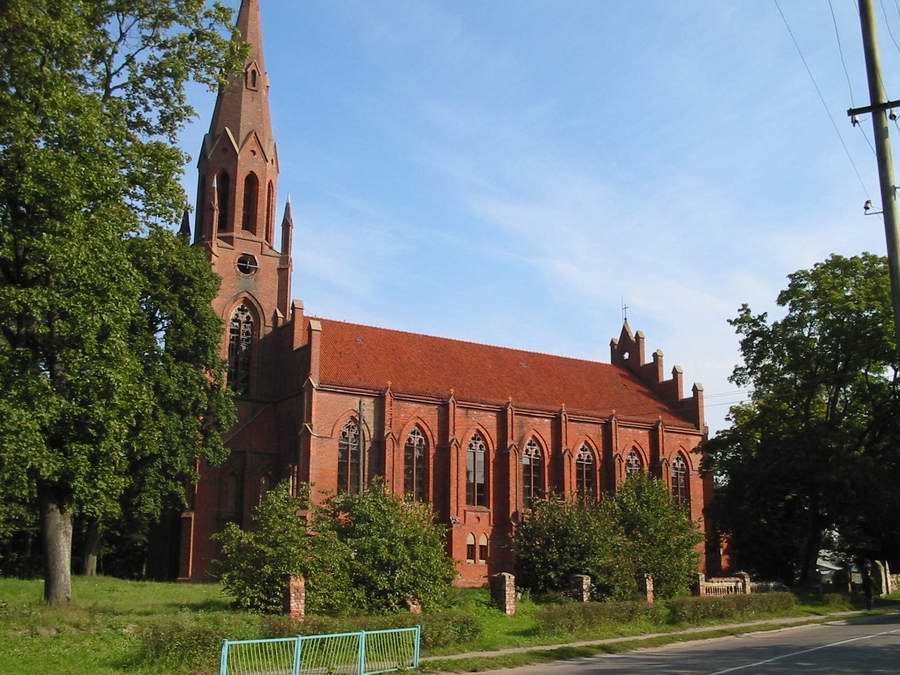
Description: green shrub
xmin=535 ymin=600 xmax=656 ymax=635
xmin=314 ymin=479 xmax=457 ymax=613
xmin=418 ymin=610 xmax=482 ymax=647
xmin=602 ymin=474 xmax=703 ymax=598
xmin=211 ymin=482 xmax=357 ymax=614
xmin=136 ymin=614 xmax=254 ymax=673
xmin=821 ymin=592 xmax=852 ymax=608
xmin=666 ymin=592 xmax=797 ymax=623
xmin=514 ymin=497 xmax=636 ymax=600
xmin=261 ymin=609 xmax=481 ymax=649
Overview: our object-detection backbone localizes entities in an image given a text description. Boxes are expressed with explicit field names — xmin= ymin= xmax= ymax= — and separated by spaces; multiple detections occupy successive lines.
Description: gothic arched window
xmin=479 ymin=534 xmax=488 ymax=564
xmin=242 ymin=172 xmax=259 ymax=233
xmin=219 ymin=471 xmax=241 ymax=524
xmin=466 ymin=432 xmax=487 ymax=507
xmin=522 ymin=438 xmax=544 ymax=507
xmin=337 ymin=418 xmax=363 ymax=494
xmin=466 ymin=533 xmax=476 ymax=563
xmin=227 ymin=303 xmax=254 ymax=395
xmin=217 ymin=171 xmax=231 ymax=232
xmin=576 ymin=444 xmax=595 ymax=500
xmin=258 ymin=473 xmax=272 ymax=506
xmin=625 ymin=449 xmax=643 ymax=478
xmin=265 ymin=181 xmax=274 ymax=243
xmin=404 ymin=427 xmax=428 ymax=501
xmin=671 ymin=454 xmax=690 ymax=508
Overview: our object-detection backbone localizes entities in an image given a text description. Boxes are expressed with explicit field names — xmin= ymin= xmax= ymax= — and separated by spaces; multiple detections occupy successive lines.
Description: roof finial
xmin=178 ymin=209 xmax=191 ymax=239
xmin=621 ymin=296 xmax=629 ymax=323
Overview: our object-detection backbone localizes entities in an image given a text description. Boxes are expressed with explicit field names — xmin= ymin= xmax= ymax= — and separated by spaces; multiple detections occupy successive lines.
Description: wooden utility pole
xmin=856 ymin=0 xmax=900 ymax=358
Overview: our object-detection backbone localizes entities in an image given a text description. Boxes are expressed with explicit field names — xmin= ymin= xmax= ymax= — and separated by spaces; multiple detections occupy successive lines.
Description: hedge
xmin=264 ymin=609 xmax=481 ymax=649
xmin=667 ymin=592 xmax=797 ymax=623
xmin=535 ymin=600 xmax=659 ymax=634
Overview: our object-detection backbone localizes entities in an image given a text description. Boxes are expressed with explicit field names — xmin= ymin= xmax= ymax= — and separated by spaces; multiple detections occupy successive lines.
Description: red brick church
xmin=176 ymin=0 xmax=714 ymax=586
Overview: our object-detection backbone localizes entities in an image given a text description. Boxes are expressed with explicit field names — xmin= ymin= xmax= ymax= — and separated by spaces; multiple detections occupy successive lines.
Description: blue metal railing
xmin=219 ymin=625 xmax=421 ymax=675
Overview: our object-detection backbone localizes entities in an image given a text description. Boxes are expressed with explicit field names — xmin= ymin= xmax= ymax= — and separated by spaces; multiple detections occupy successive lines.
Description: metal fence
xmin=219 ymin=626 xmax=421 ymax=675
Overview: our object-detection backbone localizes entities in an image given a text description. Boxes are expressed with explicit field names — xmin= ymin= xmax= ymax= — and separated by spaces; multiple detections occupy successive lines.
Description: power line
xmin=829 ymin=0 xmax=856 ymax=104
xmin=773 ymin=0 xmax=872 ymax=199
xmin=879 ymin=0 xmax=900 ymax=136
xmin=857 ymin=122 xmax=879 ymax=155
xmin=704 ymin=390 xmax=752 ymax=398
xmin=705 ymin=400 xmax=749 ymax=408
xmin=880 ymin=0 xmax=900 ymax=56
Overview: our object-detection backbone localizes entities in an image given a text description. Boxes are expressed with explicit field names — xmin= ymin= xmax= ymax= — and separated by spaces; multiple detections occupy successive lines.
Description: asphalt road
xmin=479 ymin=614 xmax=900 ymax=674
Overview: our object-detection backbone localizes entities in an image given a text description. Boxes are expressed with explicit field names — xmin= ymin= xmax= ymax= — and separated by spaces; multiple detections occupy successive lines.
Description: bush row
xmin=667 ymin=592 xmax=797 ymax=623
xmin=535 ymin=600 xmax=659 ymax=634
xmin=264 ymin=609 xmax=481 ymax=649
xmin=534 ymin=592 xmax=799 ymax=634
xmin=136 ymin=608 xmax=482 ymax=671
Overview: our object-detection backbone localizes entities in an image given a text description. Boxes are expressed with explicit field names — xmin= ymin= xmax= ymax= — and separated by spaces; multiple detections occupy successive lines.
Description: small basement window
xmin=236 ymin=254 xmax=259 ymax=275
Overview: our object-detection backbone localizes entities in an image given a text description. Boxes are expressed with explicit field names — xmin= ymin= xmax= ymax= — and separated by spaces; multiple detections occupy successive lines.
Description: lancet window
xmin=404 ymin=427 xmax=428 ymax=501
xmin=522 ymin=438 xmax=545 ymax=508
xmin=337 ymin=418 xmax=363 ymax=494
xmin=242 ymin=172 xmax=259 ymax=233
xmin=671 ymin=454 xmax=690 ymax=508
xmin=227 ymin=303 xmax=254 ymax=395
xmin=576 ymin=445 xmax=595 ymax=499
xmin=466 ymin=432 xmax=488 ymax=507
xmin=625 ymin=449 xmax=643 ymax=478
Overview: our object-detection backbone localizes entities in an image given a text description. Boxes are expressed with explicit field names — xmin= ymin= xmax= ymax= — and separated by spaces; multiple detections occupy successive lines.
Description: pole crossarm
xmin=847 ymin=99 xmax=900 ymax=117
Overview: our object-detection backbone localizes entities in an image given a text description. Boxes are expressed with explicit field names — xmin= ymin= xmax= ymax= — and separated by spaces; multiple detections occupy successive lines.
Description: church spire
xmin=196 ymin=0 xmax=279 ymax=245
xmin=206 ymin=0 xmax=275 ymax=159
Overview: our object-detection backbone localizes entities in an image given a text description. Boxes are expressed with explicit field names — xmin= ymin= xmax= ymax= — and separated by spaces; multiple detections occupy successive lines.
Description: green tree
xmin=213 ymin=482 xmax=357 ymax=614
xmin=0 ymin=0 xmax=243 ymax=604
xmin=704 ymin=253 xmax=900 ymax=584
xmin=514 ymin=497 xmax=636 ymax=600
xmin=603 ymin=474 xmax=702 ymax=598
xmin=315 ymin=480 xmax=457 ymax=613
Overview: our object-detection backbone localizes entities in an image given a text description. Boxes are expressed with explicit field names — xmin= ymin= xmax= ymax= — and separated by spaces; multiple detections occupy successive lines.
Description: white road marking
xmin=708 ymin=627 xmax=900 ymax=674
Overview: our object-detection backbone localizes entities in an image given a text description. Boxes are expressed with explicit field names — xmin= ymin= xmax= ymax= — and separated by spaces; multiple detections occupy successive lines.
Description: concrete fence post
xmin=490 ymin=572 xmax=517 ymax=616
xmin=641 ymin=574 xmax=655 ymax=605
xmin=695 ymin=572 xmax=706 ymax=597
xmin=568 ymin=574 xmax=591 ymax=602
xmin=283 ymin=574 xmax=305 ymax=620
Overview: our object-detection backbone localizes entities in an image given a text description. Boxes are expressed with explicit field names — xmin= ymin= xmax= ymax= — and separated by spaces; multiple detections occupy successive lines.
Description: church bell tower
xmin=194 ymin=0 xmax=292 ymax=402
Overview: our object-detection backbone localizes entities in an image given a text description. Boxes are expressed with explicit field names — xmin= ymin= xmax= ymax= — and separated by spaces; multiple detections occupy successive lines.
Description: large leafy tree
xmin=602 ymin=474 xmax=702 ymax=598
xmin=704 ymin=253 xmax=900 ymax=584
xmin=314 ymin=480 xmax=458 ymax=613
xmin=0 ymin=0 xmax=243 ymax=604
xmin=514 ymin=496 xmax=636 ymax=600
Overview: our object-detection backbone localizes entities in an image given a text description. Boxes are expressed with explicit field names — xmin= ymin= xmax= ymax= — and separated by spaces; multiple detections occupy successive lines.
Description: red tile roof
xmin=313 ymin=317 xmax=693 ymax=426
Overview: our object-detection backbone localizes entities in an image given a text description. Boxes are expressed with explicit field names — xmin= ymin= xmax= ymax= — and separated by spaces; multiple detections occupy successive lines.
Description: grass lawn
xmin=0 ymin=576 xmax=895 ymax=674
xmin=0 ymin=576 xmax=251 ymax=674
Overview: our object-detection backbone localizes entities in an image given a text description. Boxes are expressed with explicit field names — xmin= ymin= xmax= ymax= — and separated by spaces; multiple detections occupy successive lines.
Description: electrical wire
xmin=829 ymin=0 xmax=856 ymax=104
xmin=705 ymin=400 xmax=749 ymax=408
xmin=704 ymin=390 xmax=752 ymax=399
xmin=857 ymin=123 xmax=879 ymax=155
xmin=773 ymin=0 xmax=872 ymax=199
xmin=880 ymin=0 xmax=900 ymax=56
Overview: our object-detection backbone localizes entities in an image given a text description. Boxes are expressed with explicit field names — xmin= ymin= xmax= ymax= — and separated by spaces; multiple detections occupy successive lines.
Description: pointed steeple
xmin=280 ymin=194 xmax=293 ymax=256
xmin=196 ymin=0 xmax=279 ymax=245
xmin=206 ymin=0 xmax=275 ymax=159
xmin=179 ymin=210 xmax=191 ymax=239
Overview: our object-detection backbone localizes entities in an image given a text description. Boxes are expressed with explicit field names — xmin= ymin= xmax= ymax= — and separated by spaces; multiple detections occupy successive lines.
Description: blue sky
xmin=178 ymin=1 xmax=900 ymax=433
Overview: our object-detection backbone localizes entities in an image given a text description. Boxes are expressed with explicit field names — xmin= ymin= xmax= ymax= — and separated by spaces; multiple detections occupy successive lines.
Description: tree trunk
xmin=40 ymin=485 xmax=73 ymax=605
xmin=799 ymin=514 xmax=823 ymax=587
xmin=81 ymin=517 xmax=101 ymax=576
